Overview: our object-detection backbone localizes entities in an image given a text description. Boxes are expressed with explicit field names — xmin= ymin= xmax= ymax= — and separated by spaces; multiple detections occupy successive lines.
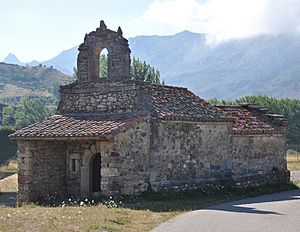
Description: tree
xmin=72 ymin=67 xmax=78 ymax=81
xmin=2 ymin=105 xmax=15 ymax=127
xmin=99 ymin=54 xmax=108 ymax=78
xmin=130 ymin=57 xmax=161 ymax=84
xmin=12 ymin=97 xmax=54 ymax=130
xmin=48 ymin=82 xmax=60 ymax=105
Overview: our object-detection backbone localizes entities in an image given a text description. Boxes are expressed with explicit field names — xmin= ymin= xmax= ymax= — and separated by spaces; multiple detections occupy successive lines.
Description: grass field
xmin=287 ymin=162 xmax=300 ymax=171
xmin=287 ymin=150 xmax=300 ymax=171
xmin=0 ymin=159 xmax=18 ymax=174
xmin=0 ymin=204 xmax=179 ymax=232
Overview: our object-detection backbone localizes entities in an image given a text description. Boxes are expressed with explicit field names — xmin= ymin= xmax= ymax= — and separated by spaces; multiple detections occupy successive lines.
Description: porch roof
xmin=9 ymin=113 xmax=149 ymax=139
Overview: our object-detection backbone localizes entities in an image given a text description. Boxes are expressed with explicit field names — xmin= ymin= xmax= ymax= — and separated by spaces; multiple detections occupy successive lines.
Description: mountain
xmin=3 ymin=31 xmax=300 ymax=99
xmin=129 ymin=31 xmax=300 ymax=99
xmin=3 ymin=53 xmax=25 ymax=66
xmin=0 ymin=62 xmax=71 ymax=101
xmin=2 ymin=46 xmax=78 ymax=75
xmin=41 ymin=46 xmax=78 ymax=75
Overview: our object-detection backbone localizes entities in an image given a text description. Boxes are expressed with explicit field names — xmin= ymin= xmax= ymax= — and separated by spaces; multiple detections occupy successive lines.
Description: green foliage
xmin=95 ymin=55 xmax=162 ymax=84
xmin=208 ymin=96 xmax=300 ymax=144
xmin=2 ymin=97 xmax=55 ymax=130
xmin=0 ymin=97 xmax=55 ymax=163
xmin=1 ymin=96 xmax=57 ymax=109
xmin=0 ymin=128 xmax=17 ymax=164
xmin=72 ymin=67 xmax=78 ymax=81
xmin=99 ymin=54 xmax=108 ymax=78
xmin=2 ymin=105 xmax=15 ymax=126
xmin=131 ymin=57 xmax=161 ymax=84
xmin=47 ymin=82 xmax=60 ymax=105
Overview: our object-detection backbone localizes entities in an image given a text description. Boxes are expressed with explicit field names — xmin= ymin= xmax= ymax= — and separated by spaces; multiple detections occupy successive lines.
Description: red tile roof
xmin=150 ymin=85 xmax=230 ymax=122
xmin=9 ymin=113 xmax=148 ymax=139
xmin=218 ymin=105 xmax=282 ymax=134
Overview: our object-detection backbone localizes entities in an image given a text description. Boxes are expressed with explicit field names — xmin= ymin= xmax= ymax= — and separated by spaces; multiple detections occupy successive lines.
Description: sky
xmin=0 ymin=0 xmax=300 ymax=62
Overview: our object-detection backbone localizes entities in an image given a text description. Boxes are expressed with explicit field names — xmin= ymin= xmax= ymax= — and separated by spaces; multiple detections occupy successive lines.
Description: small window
xmin=71 ymin=159 xmax=76 ymax=172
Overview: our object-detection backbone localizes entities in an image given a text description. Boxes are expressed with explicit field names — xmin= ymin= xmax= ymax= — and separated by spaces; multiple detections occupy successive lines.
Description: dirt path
xmin=291 ymin=170 xmax=300 ymax=182
xmin=0 ymin=174 xmax=17 ymax=207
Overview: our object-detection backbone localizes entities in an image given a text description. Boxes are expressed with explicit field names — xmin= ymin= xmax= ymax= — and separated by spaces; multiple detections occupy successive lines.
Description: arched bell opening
xmin=88 ymin=47 xmax=110 ymax=80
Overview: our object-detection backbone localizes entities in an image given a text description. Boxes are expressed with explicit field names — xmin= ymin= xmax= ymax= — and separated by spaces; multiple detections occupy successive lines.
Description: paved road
xmin=0 ymin=192 xmax=16 ymax=207
xmin=152 ymin=189 xmax=300 ymax=232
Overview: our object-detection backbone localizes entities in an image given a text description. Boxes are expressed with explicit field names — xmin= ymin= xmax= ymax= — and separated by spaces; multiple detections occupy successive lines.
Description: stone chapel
xmin=10 ymin=21 xmax=290 ymax=205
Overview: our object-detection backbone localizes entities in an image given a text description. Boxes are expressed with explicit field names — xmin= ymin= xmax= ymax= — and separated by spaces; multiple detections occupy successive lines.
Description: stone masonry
xmin=10 ymin=21 xmax=290 ymax=205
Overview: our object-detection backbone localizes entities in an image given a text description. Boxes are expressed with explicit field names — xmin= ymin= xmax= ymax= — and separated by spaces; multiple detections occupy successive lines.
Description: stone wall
xmin=148 ymin=121 xmax=234 ymax=191
xmin=232 ymin=134 xmax=289 ymax=185
xmin=112 ymin=121 xmax=150 ymax=194
xmin=65 ymin=141 xmax=95 ymax=198
xmin=17 ymin=140 xmax=67 ymax=205
xmin=63 ymin=121 xmax=151 ymax=197
xmin=58 ymin=80 xmax=150 ymax=114
xmin=65 ymin=139 xmax=122 ymax=198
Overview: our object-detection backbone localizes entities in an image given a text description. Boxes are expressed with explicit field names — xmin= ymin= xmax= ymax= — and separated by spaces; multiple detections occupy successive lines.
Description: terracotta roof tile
xmin=150 ymin=85 xmax=230 ymax=121
xmin=218 ymin=105 xmax=281 ymax=135
xmin=10 ymin=113 xmax=148 ymax=139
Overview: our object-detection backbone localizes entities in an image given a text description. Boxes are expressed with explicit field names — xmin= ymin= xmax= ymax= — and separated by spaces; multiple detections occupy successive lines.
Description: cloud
xmin=142 ymin=0 xmax=300 ymax=42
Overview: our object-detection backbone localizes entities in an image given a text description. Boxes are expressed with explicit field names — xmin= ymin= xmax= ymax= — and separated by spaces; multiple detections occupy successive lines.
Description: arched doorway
xmin=91 ymin=153 xmax=101 ymax=193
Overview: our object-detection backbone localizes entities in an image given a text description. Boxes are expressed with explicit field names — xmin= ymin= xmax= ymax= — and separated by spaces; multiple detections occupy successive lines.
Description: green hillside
xmin=0 ymin=62 xmax=71 ymax=105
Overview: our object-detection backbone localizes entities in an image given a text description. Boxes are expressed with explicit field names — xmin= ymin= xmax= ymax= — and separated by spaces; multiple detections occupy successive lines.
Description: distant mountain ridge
xmin=3 ymin=31 xmax=300 ymax=99
xmin=3 ymin=53 xmax=24 ymax=66
xmin=2 ymin=46 xmax=78 ymax=75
